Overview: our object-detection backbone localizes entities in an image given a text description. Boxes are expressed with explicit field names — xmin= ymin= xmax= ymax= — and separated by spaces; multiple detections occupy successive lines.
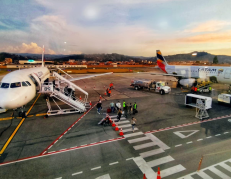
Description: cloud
xmin=184 ymin=20 xmax=231 ymax=33
xmin=179 ymin=30 xmax=231 ymax=43
xmin=3 ymin=42 xmax=55 ymax=54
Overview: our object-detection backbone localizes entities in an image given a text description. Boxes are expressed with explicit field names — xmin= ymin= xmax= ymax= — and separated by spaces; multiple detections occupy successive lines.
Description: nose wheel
xmin=18 ymin=106 xmax=27 ymax=118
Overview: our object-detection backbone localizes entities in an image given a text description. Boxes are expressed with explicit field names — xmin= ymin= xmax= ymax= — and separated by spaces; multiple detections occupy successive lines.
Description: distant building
xmin=69 ymin=59 xmax=75 ymax=63
xmin=5 ymin=58 xmax=12 ymax=64
xmin=19 ymin=60 xmax=54 ymax=65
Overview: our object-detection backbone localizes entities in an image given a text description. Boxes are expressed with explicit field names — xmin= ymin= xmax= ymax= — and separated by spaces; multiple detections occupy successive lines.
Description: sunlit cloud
xmin=2 ymin=42 xmax=55 ymax=54
xmin=184 ymin=20 xmax=231 ymax=33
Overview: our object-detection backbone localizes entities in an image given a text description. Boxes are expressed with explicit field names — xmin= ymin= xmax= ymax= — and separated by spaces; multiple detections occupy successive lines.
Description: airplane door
xmin=224 ymin=69 xmax=230 ymax=79
xmin=29 ymin=73 xmax=42 ymax=91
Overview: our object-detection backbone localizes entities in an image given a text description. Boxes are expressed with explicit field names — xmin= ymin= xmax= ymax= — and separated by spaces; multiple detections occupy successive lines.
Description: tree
xmin=213 ymin=56 xmax=218 ymax=64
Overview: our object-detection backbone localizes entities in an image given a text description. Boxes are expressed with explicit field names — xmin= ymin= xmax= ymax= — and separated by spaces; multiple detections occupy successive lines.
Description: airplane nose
xmin=0 ymin=90 xmax=19 ymax=109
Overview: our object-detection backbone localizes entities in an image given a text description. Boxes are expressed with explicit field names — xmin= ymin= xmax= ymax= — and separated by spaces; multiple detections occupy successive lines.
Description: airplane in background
xmin=154 ymin=50 xmax=231 ymax=87
xmin=0 ymin=46 xmax=112 ymax=117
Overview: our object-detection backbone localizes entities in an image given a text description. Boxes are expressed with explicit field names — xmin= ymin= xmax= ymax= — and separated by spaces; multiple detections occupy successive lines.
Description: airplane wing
xmin=151 ymin=73 xmax=184 ymax=77
xmin=69 ymin=72 xmax=113 ymax=82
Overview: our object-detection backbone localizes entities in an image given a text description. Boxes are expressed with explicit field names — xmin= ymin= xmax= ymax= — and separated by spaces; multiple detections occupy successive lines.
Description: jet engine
xmin=179 ymin=78 xmax=196 ymax=87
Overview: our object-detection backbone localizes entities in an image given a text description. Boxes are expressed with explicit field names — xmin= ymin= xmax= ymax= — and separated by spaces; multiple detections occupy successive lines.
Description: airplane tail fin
xmin=42 ymin=45 xmax=45 ymax=67
xmin=156 ymin=50 xmax=168 ymax=73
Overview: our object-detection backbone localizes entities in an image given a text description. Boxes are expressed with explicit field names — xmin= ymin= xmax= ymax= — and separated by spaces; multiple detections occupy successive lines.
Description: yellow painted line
xmin=0 ymin=117 xmax=13 ymax=121
xmin=0 ymin=94 xmax=41 ymax=156
xmin=35 ymin=113 xmax=47 ymax=117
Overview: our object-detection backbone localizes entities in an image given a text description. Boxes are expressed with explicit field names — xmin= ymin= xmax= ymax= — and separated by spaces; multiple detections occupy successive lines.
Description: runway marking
xmin=206 ymin=136 xmax=212 ymax=138
xmin=186 ymin=141 xmax=193 ymax=144
xmin=0 ymin=94 xmax=41 ymax=156
xmin=140 ymin=148 xmax=165 ymax=158
xmin=161 ymin=164 xmax=185 ymax=178
xmin=72 ymin=171 xmax=83 ymax=176
xmin=175 ymin=144 xmax=182 ymax=147
xmin=40 ymin=103 xmax=97 ymax=155
xmin=109 ymin=161 xmax=118 ymax=165
xmin=91 ymin=166 xmax=101 ymax=170
xmin=0 ymin=136 xmax=125 ymax=167
xmin=197 ymin=139 xmax=203 ymax=141
xmin=126 ymin=157 xmax=133 ymax=160
xmin=215 ymin=134 xmax=221 ymax=136
xmin=54 ymin=177 xmax=62 ymax=179
xmin=145 ymin=114 xmax=231 ymax=134
xmin=224 ymin=132 xmax=229 ymax=134
xmin=147 ymin=156 xmax=174 ymax=168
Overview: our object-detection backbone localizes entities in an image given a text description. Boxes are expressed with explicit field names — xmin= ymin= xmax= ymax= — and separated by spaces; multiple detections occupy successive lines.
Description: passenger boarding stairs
xmin=40 ymin=71 xmax=90 ymax=116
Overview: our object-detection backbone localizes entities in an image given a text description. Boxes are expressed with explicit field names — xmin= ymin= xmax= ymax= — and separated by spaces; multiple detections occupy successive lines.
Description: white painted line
xmin=147 ymin=156 xmax=174 ymax=168
xmin=109 ymin=161 xmax=119 ymax=165
xmin=128 ymin=136 xmax=150 ymax=144
xmin=161 ymin=164 xmax=186 ymax=178
xmin=59 ymin=136 xmax=62 ymax=139
xmin=124 ymin=132 xmax=144 ymax=138
xmin=145 ymin=133 xmax=170 ymax=150
xmin=91 ymin=166 xmax=101 ymax=170
xmin=64 ymin=131 xmax=67 ymax=134
xmin=215 ymin=134 xmax=221 ymax=136
xmin=72 ymin=171 xmax=83 ymax=176
xmin=206 ymin=136 xmax=212 ymax=138
xmin=186 ymin=141 xmax=193 ymax=144
xmin=95 ymin=174 xmax=111 ymax=179
xmin=133 ymin=142 xmax=156 ymax=150
xmin=55 ymin=177 xmax=62 ymax=179
xmin=54 ymin=141 xmax=58 ymax=144
xmin=208 ymin=166 xmax=231 ymax=178
xmin=219 ymin=162 xmax=231 ymax=172
xmin=126 ymin=158 xmax=133 ymax=161
xmin=224 ymin=132 xmax=229 ymax=134
xmin=122 ymin=128 xmax=138 ymax=133
xmin=48 ymin=146 xmax=52 ymax=149
xmin=196 ymin=171 xmax=213 ymax=179
xmin=117 ymin=124 xmax=132 ymax=128
xmin=139 ymin=148 xmax=165 ymax=158
xmin=81 ymin=144 xmax=87 ymax=146
xmin=133 ymin=157 xmax=157 ymax=178
xmin=175 ymin=144 xmax=182 ymax=147
xmin=115 ymin=120 xmax=130 ymax=124
xmin=197 ymin=139 xmax=203 ymax=141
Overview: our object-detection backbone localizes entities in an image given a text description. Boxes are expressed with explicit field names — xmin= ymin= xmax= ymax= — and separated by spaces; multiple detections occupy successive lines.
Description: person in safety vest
xmin=123 ymin=101 xmax=126 ymax=111
xmin=108 ymin=89 xmax=111 ymax=97
xmin=109 ymin=82 xmax=113 ymax=90
xmin=133 ymin=102 xmax=137 ymax=114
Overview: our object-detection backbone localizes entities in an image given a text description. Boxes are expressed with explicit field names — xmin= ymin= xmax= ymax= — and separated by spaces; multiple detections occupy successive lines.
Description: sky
xmin=0 ymin=0 xmax=231 ymax=56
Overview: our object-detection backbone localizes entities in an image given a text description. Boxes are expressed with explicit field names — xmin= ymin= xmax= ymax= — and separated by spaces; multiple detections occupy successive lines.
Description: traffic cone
xmin=143 ymin=174 xmax=147 ymax=179
xmin=111 ymin=120 xmax=116 ymax=127
xmin=79 ymin=96 xmax=82 ymax=100
xmin=89 ymin=101 xmax=92 ymax=106
xmin=119 ymin=128 xmax=124 ymax=136
xmin=104 ymin=92 xmax=106 ymax=95
xmin=157 ymin=167 xmax=161 ymax=179
xmin=115 ymin=124 xmax=119 ymax=131
xmin=99 ymin=95 xmax=102 ymax=100
xmin=104 ymin=86 xmax=105 ymax=88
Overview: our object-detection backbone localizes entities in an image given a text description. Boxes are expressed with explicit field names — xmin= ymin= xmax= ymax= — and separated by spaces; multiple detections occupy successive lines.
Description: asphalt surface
xmin=1 ymin=71 xmax=231 ymax=179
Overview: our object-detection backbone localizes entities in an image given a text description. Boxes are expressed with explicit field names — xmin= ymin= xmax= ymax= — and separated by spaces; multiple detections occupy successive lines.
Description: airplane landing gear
xmin=18 ymin=106 xmax=27 ymax=118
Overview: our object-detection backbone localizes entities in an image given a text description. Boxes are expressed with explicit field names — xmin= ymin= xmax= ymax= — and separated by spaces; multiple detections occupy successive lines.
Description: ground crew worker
xmin=133 ymin=102 xmax=137 ymax=114
xmin=110 ymin=82 xmax=113 ymax=90
xmin=124 ymin=104 xmax=128 ymax=118
xmin=96 ymin=100 xmax=102 ymax=114
xmin=108 ymin=89 xmax=111 ymax=97
xmin=106 ymin=88 xmax=109 ymax=96
xmin=116 ymin=101 xmax=121 ymax=111
xmin=123 ymin=100 xmax=126 ymax=111
xmin=117 ymin=109 xmax=122 ymax=121
xmin=110 ymin=101 xmax=115 ymax=113
xmin=131 ymin=117 xmax=136 ymax=132
xmin=128 ymin=103 xmax=132 ymax=115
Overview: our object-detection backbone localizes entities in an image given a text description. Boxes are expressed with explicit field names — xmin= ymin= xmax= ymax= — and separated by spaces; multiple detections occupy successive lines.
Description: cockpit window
xmin=22 ymin=82 xmax=28 ymax=86
xmin=1 ymin=83 xmax=9 ymax=88
xmin=10 ymin=82 xmax=21 ymax=88
xmin=26 ymin=81 xmax=31 ymax=86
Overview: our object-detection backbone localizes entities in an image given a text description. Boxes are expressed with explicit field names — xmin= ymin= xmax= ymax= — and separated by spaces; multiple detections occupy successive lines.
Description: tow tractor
xmin=191 ymin=81 xmax=212 ymax=93
xmin=130 ymin=80 xmax=171 ymax=95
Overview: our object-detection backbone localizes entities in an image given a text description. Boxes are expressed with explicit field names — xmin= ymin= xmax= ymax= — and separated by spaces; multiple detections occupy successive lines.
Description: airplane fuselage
xmin=0 ymin=67 xmax=50 ymax=109
xmin=165 ymin=65 xmax=231 ymax=84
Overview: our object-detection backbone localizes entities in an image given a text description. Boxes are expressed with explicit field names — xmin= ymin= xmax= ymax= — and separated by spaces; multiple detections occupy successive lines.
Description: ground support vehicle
xmin=191 ymin=81 xmax=212 ymax=93
xmin=218 ymin=94 xmax=231 ymax=104
xmin=130 ymin=80 xmax=171 ymax=95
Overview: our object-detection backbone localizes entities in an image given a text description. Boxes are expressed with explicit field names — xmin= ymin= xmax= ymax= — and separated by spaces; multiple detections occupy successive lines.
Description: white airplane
xmin=154 ymin=50 xmax=231 ymax=86
xmin=0 ymin=47 xmax=111 ymax=117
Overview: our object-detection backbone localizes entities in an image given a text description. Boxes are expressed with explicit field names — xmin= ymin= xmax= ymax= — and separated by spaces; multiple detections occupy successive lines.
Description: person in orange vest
xmin=109 ymin=82 xmax=113 ymax=90
xmin=106 ymin=88 xmax=109 ymax=96
xmin=108 ymin=89 xmax=111 ymax=97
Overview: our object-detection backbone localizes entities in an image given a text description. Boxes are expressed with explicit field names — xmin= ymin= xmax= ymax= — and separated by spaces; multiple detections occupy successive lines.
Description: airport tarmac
xmin=1 ymin=71 xmax=231 ymax=179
